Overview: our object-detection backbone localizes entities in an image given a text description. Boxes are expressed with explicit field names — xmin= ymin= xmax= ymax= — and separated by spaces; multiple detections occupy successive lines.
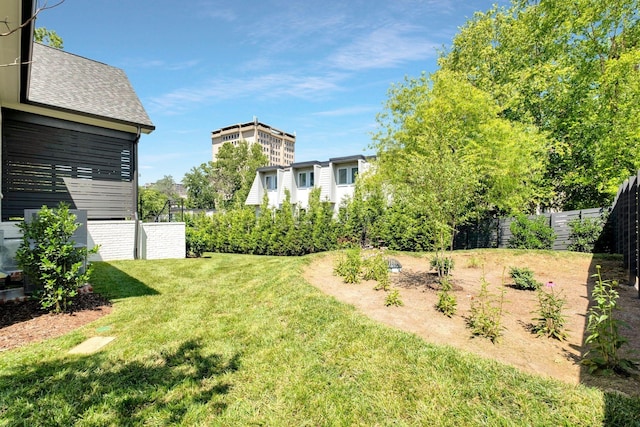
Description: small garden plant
xmin=362 ymin=250 xmax=390 ymax=291
xmin=467 ymin=273 xmax=505 ymax=343
xmin=435 ymin=277 xmax=457 ymax=317
xmin=509 ymin=266 xmax=542 ymax=290
xmin=16 ymin=203 xmax=98 ymax=313
xmin=531 ymin=281 xmax=568 ymax=340
xmin=582 ymin=265 xmax=635 ymax=375
xmin=333 ymin=246 xmax=362 ymax=284
xmin=430 ymin=254 xmax=454 ymax=277
xmin=384 ymin=289 xmax=403 ymax=307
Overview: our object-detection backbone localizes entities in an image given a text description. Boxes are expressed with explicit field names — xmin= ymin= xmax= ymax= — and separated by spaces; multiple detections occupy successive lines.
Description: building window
xmin=337 ymin=166 xmax=358 ymax=185
xmin=298 ymin=171 xmax=314 ymax=188
xmin=265 ymin=175 xmax=277 ymax=191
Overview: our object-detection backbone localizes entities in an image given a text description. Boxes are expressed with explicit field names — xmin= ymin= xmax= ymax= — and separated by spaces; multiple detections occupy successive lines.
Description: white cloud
xmin=312 ymin=105 xmax=378 ymax=117
xmin=329 ymin=25 xmax=439 ymax=71
xmin=147 ymin=72 xmax=347 ymax=115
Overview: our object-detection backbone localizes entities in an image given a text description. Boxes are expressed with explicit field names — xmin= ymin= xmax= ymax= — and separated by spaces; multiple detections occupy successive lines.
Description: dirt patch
xmin=304 ymin=251 xmax=640 ymax=396
xmin=0 ymin=292 xmax=112 ymax=352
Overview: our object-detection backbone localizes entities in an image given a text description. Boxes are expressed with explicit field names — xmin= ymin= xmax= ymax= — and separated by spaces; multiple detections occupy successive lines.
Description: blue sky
xmin=37 ymin=0 xmax=506 ymax=185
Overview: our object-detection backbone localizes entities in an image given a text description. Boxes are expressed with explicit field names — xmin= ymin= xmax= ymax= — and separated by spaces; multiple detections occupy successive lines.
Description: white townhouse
xmin=245 ymin=155 xmax=373 ymax=214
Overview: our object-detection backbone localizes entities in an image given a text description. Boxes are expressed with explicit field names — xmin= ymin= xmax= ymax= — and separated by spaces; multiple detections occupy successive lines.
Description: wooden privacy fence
xmin=454 ymin=208 xmax=606 ymax=252
xmin=611 ymin=171 xmax=639 ymax=288
xmin=455 ymin=170 xmax=640 ymax=289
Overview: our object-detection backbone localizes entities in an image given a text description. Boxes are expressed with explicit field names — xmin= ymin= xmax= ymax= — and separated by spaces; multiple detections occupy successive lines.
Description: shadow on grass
xmin=0 ymin=339 xmax=241 ymax=425
xmin=90 ymin=262 xmax=160 ymax=299
xmin=579 ymin=254 xmax=640 ymax=426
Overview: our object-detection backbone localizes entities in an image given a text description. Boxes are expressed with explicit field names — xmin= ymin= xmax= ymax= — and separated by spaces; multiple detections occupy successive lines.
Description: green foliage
xmin=583 ymin=265 xmax=634 ymax=375
xmin=150 ymin=175 xmax=179 ymax=200
xmin=467 ymin=275 xmax=505 ymax=343
xmin=362 ymin=250 xmax=390 ymax=290
xmin=15 ymin=203 xmax=98 ymax=313
xmin=184 ymin=213 xmax=213 ymax=257
xmin=34 ymin=27 xmax=63 ymax=49
xmin=568 ymin=216 xmax=605 ymax=253
xmin=183 ymin=141 xmax=267 ymax=210
xmin=508 ymin=215 xmax=556 ymax=250
xmin=435 ymin=278 xmax=457 ymax=317
xmin=430 ymin=255 xmax=454 ymax=277
xmin=384 ymin=289 xmax=403 ymax=307
xmin=531 ymin=282 xmax=568 ymax=340
xmin=138 ymin=187 xmax=169 ymax=222
xmin=509 ymin=266 xmax=542 ymax=291
xmin=333 ymin=247 xmax=362 ymax=284
xmin=373 ymin=70 xmax=548 ymax=225
xmin=440 ymin=1 xmax=640 ymax=209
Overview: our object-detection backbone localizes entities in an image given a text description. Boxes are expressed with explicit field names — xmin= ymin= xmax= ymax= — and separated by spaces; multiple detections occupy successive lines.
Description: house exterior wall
xmin=246 ymin=155 xmax=373 ymax=214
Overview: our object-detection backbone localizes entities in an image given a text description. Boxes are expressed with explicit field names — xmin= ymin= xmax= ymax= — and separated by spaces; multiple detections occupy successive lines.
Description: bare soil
xmin=304 ymin=250 xmax=640 ymax=396
xmin=0 ymin=292 xmax=112 ymax=352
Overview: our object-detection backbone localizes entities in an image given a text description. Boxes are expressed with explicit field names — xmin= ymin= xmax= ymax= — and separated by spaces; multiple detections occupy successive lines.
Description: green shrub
xmin=508 ymin=215 xmax=556 ymax=250
xmin=467 ymin=275 xmax=505 ymax=343
xmin=333 ymin=247 xmax=362 ymax=284
xmin=362 ymin=250 xmax=390 ymax=290
xmin=531 ymin=281 xmax=568 ymax=340
xmin=430 ymin=255 xmax=454 ymax=276
xmin=582 ymin=265 xmax=634 ymax=375
xmin=185 ymin=213 xmax=213 ymax=257
xmin=16 ymin=203 xmax=98 ymax=313
xmin=384 ymin=289 xmax=403 ymax=307
xmin=435 ymin=278 xmax=457 ymax=317
xmin=567 ymin=216 xmax=605 ymax=253
xmin=509 ymin=266 xmax=542 ymax=291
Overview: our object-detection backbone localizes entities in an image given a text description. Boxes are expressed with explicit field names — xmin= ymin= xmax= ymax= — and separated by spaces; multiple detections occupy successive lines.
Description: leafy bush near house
xmin=509 ymin=266 xmax=542 ymax=291
xmin=362 ymin=250 xmax=390 ymax=290
xmin=16 ymin=203 xmax=98 ymax=313
xmin=567 ymin=216 xmax=605 ymax=253
xmin=508 ymin=215 xmax=556 ymax=250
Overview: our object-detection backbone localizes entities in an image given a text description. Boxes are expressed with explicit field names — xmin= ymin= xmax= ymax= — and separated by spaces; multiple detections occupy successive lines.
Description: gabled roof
xmin=27 ymin=43 xmax=154 ymax=131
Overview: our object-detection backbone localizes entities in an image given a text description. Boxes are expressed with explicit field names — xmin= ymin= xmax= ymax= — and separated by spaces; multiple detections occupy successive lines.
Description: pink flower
xmin=545 ymin=281 xmax=555 ymax=288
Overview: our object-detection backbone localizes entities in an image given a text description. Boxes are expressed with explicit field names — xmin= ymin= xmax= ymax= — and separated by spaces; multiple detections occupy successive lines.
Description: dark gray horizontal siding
xmin=2 ymin=110 xmax=136 ymax=220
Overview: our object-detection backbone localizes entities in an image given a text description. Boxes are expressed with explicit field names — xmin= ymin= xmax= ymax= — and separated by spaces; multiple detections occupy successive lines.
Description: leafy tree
xmin=151 ymin=175 xmax=179 ymax=200
xmin=372 ymin=70 xmax=547 ymax=254
xmin=439 ymin=0 xmax=640 ymax=208
xmin=34 ymin=27 xmax=63 ymax=48
xmin=138 ymin=187 xmax=168 ymax=222
xmin=183 ymin=141 xmax=267 ymax=210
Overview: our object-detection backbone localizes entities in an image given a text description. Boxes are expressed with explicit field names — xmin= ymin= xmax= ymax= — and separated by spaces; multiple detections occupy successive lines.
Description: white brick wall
xmin=87 ymin=221 xmax=136 ymax=261
xmin=139 ymin=222 xmax=186 ymax=260
xmin=1 ymin=220 xmax=185 ymax=265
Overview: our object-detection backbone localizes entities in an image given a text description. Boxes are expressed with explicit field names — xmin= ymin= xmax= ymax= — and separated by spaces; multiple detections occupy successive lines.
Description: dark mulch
xmin=0 ymin=292 xmax=111 ymax=329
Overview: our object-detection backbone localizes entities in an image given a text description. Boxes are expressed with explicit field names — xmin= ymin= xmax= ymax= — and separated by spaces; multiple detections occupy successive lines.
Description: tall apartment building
xmin=211 ymin=118 xmax=295 ymax=166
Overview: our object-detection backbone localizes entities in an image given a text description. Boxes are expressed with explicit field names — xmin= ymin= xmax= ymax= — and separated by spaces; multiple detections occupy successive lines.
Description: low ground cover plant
xmin=333 ymin=247 xmax=362 ymax=284
xmin=509 ymin=266 xmax=542 ymax=290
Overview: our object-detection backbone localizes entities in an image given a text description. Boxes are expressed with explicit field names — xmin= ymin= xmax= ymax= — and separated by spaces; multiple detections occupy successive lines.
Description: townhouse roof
xmin=26 ymin=43 xmax=155 ymax=131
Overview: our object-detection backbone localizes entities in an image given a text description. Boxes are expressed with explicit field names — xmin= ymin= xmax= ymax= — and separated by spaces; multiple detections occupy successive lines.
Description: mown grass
xmin=1 ymin=252 xmax=639 ymax=426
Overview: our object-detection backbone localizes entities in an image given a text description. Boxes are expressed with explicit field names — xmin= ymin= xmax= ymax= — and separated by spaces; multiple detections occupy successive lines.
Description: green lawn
xmin=1 ymin=253 xmax=639 ymax=426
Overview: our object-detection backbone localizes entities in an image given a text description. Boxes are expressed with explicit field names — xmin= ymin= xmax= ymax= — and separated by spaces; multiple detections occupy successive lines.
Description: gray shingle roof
xmin=28 ymin=43 xmax=154 ymax=130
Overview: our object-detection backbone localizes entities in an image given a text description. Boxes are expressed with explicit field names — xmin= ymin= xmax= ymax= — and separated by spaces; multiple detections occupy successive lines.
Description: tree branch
xmin=0 ymin=0 xmax=65 ymax=37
